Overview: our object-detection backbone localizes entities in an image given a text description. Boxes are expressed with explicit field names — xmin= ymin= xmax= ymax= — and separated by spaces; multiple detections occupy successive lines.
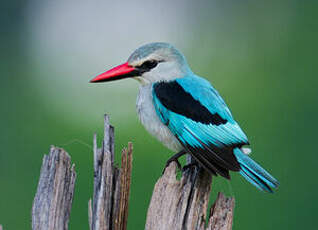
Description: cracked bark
xmin=28 ymin=114 xmax=233 ymax=230
xmin=31 ymin=147 xmax=76 ymax=230
xmin=89 ymin=115 xmax=133 ymax=230
xmin=145 ymin=160 xmax=235 ymax=230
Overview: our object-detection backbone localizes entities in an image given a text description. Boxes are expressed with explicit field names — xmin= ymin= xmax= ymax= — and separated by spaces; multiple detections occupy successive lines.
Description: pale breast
xmin=136 ymin=84 xmax=182 ymax=152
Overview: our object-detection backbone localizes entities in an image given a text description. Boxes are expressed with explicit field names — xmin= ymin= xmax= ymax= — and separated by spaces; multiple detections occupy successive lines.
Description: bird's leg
xmin=163 ymin=150 xmax=187 ymax=173
xmin=182 ymin=161 xmax=200 ymax=172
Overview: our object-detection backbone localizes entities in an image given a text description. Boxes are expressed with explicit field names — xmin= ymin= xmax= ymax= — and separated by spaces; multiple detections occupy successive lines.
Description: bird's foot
xmin=162 ymin=150 xmax=186 ymax=174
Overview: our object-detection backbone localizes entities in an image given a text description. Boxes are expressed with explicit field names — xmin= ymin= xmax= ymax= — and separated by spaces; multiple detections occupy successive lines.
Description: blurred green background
xmin=1 ymin=0 xmax=318 ymax=229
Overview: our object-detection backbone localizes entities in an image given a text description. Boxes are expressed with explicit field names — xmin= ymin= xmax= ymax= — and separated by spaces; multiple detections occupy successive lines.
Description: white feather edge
xmin=241 ymin=147 xmax=252 ymax=155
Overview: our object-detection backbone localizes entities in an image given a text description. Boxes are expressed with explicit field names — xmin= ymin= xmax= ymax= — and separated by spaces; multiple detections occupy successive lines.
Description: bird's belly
xmin=136 ymin=85 xmax=182 ymax=152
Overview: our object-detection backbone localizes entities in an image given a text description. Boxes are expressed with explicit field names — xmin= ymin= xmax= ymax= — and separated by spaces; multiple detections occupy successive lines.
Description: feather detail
xmin=234 ymin=148 xmax=279 ymax=192
xmin=241 ymin=147 xmax=252 ymax=155
xmin=152 ymin=76 xmax=250 ymax=179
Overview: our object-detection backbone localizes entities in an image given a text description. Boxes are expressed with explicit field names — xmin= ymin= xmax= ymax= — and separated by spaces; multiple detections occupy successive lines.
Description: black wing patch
xmin=153 ymin=81 xmax=227 ymax=125
xmin=183 ymin=127 xmax=241 ymax=175
xmin=153 ymin=80 xmax=244 ymax=178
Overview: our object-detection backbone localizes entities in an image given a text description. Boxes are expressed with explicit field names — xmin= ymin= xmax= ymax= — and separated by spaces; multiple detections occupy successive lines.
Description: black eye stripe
xmin=137 ymin=60 xmax=159 ymax=73
xmin=142 ymin=60 xmax=158 ymax=69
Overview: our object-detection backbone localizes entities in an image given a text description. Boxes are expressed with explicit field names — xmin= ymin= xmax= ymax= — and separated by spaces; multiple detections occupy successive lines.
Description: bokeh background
xmin=1 ymin=0 xmax=318 ymax=229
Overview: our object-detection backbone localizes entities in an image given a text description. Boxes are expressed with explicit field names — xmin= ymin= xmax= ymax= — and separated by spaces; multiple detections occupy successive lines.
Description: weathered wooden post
xmin=31 ymin=147 xmax=76 ymax=230
xmin=88 ymin=115 xmax=133 ymax=230
xmin=145 ymin=158 xmax=235 ymax=230
xmin=30 ymin=114 xmax=234 ymax=230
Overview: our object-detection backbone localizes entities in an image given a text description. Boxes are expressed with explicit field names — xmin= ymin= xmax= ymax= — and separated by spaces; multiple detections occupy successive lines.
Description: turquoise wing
xmin=152 ymin=75 xmax=249 ymax=178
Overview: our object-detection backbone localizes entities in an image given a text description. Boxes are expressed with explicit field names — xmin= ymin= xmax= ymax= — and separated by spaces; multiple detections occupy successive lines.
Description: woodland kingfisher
xmin=90 ymin=42 xmax=279 ymax=192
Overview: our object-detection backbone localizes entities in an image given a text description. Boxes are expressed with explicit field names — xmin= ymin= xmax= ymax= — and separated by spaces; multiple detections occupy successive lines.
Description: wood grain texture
xmin=89 ymin=115 xmax=133 ymax=230
xmin=145 ymin=161 xmax=212 ymax=230
xmin=31 ymin=147 xmax=76 ymax=230
xmin=207 ymin=193 xmax=235 ymax=230
xmin=145 ymin=158 xmax=235 ymax=230
xmin=28 ymin=114 xmax=234 ymax=230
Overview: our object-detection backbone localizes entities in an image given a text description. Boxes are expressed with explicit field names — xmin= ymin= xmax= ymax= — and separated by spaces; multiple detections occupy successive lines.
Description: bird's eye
xmin=140 ymin=60 xmax=158 ymax=70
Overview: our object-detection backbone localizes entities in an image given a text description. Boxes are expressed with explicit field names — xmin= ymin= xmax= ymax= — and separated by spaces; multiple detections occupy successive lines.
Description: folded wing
xmin=152 ymin=75 xmax=249 ymax=178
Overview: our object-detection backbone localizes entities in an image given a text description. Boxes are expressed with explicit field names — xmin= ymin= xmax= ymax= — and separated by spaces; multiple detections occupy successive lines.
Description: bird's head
xmin=90 ymin=42 xmax=191 ymax=85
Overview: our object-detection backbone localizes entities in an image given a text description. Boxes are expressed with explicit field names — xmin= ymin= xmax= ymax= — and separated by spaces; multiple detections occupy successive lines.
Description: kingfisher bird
xmin=90 ymin=42 xmax=279 ymax=192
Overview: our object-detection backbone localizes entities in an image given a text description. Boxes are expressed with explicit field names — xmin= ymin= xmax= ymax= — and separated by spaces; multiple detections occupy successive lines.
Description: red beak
xmin=90 ymin=62 xmax=136 ymax=83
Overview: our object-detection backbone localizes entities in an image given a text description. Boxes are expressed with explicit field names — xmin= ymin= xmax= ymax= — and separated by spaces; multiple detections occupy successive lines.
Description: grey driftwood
xmin=29 ymin=114 xmax=234 ymax=230
xmin=88 ymin=115 xmax=133 ymax=230
xmin=31 ymin=147 xmax=76 ymax=230
xmin=145 ymin=158 xmax=235 ymax=230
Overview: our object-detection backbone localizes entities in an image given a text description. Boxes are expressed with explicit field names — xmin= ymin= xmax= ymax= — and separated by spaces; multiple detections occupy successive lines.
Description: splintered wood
xmin=30 ymin=114 xmax=234 ymax=230
xmin=207 ymin=193 xmax=235 ymax=230
xmin=145 ymin=162 xmax=235 ymax=230
xmin=31 ymin=147 xmax=76 ymax=230
xmin=89 ymin=115 xmax=133 ymax=230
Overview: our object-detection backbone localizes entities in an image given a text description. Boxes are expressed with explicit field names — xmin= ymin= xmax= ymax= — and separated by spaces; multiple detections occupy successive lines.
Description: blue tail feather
xmin=234 ymin=148 xmax=279 ymax=193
